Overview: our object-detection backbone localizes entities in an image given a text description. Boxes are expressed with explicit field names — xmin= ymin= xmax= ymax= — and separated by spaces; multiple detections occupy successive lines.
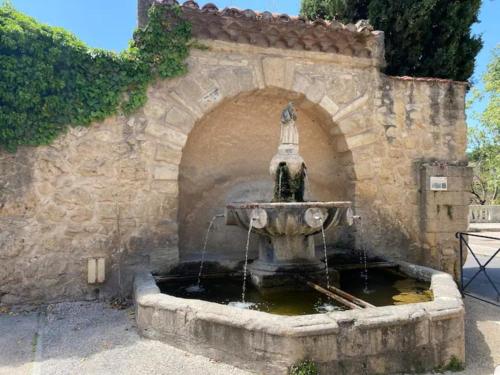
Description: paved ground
xmin=462 ymin=231 xmax=500 ymax=303
xmin=0 ymin=303 xmax=250 ymax=375
xmin=0 ymin=297 xmax=498 ymax=375
xmin=462 ymin=298 xmax=500 ymax=375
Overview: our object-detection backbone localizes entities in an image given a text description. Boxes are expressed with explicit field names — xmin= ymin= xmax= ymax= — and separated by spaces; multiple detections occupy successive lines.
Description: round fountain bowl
xmin=225 ymin=201 xmax=352 ymax=237
xmin=225 ymin=201 xmax=353 ymax=289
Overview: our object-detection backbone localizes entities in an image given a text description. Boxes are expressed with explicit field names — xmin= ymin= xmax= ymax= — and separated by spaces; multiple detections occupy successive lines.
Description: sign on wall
xmin=430 ymin=176 xmax=448 ymax=191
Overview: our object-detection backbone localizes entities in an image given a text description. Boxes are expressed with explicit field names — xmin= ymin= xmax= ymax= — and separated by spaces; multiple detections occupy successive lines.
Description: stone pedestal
xmin=248 ymin=259 xmax=331 ymax=291
xmin=248 ymin=235 xmax=327 ymax=290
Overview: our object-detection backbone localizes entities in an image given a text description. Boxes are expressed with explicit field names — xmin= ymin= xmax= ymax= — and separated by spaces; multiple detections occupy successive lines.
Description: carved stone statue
xmin=280 ymin=102 xmax=299 ymax=145
xmin=270 ymin=102 xmax=305 ymax=201
xmin=280 ymin=102 xmax=297 ymax=125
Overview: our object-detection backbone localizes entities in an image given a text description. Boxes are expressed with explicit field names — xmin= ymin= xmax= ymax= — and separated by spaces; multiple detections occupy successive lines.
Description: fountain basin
xmin=134 ymin=261 xmax=464 ymax=375
xmin=225 ymin=201 xmax=352 ymax=233
xmin=225 ymin=201 xmax=352 ymax=289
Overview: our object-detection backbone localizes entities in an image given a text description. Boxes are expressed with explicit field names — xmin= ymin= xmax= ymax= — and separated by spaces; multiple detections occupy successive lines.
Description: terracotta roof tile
xmin=172 ymin=0 xmax=382 ymax=59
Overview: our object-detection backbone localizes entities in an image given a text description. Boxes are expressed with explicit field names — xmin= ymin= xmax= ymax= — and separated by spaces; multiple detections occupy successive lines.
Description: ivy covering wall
xmin=0 ymin=3 xmax=191 ymax=151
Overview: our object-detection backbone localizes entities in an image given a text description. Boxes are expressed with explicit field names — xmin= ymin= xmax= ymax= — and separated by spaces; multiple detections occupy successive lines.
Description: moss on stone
xmin=273 ymin=163 xmax=306 ymax=202
xmin=434 ymin=355 xmax=465 ymax=373
xmin=289 ymin=360 xmax=318 ymax=375
xmin=392 ymin=278 xmax=433 ymax=305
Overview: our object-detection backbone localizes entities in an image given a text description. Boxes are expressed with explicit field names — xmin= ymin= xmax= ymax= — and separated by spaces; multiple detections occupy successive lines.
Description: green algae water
xmin=158 ymin=268 xmax=432 ymax=316
xmin=339 ymin=268 xmax=432 ymax=307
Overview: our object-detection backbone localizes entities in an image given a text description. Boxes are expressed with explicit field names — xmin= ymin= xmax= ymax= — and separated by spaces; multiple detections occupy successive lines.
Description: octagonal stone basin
xmin=134 ymin=261 xmax=464 ymax=375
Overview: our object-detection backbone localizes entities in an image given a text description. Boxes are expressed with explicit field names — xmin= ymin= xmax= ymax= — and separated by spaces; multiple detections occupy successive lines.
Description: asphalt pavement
xmin=462 ymin=231 xmax=500 ymax=304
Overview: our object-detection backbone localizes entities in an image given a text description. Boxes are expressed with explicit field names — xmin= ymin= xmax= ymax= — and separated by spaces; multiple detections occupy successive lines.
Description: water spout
xmin=196 ymin=214 xmax=224 ymax=290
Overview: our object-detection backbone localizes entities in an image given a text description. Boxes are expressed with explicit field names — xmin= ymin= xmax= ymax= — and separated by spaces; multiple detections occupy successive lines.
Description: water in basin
xmin=158 ymin=268 xmax=432 ymax=316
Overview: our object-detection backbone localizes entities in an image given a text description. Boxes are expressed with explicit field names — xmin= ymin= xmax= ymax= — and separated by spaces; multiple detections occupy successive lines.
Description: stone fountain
xmin=225 ymin=103 xmax=354 ymax=290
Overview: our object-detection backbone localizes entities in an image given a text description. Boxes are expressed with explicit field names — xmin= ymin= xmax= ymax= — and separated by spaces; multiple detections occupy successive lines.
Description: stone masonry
xmin=0 ymin=1 xmax=471 ymax=304
xmin=134 ymin=262 xmax=465 ymax=374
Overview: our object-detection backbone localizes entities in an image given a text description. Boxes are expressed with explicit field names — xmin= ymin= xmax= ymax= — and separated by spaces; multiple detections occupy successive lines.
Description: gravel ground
xmin=0 ymin=297 xmax=498 ymax=375
xmin=0 ymin=302 xmax=251 ymax=375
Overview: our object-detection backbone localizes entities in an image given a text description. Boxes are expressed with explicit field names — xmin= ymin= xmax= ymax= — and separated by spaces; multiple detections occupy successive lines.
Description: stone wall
xmin=0 ymin=38 xmax=470 ymax=304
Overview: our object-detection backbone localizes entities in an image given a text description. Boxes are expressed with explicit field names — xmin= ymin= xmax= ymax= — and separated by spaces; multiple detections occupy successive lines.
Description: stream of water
xmin=304 ymin=169 xmax=313 ymax=200
xmin=321 ymin=226 xmax=330 ymax=288
xmin=229 ymin=217 xmax=256 ymax=309
xmin=241 ymin=218 xmax=254 ymax=303
xmin=187 ymin=214 xmax=223 ymax=293
xmin=278 ymin=169 xmax=283 ymax=201
xmin=362 ymin=248 xmax=371 ymax=294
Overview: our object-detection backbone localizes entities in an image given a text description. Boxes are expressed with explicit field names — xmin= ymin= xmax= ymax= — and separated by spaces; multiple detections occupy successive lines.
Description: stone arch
xmin=141 ymin=57 xmax=381 ymax=263
xmin=176 ymin=89 xmax=362 ymax=261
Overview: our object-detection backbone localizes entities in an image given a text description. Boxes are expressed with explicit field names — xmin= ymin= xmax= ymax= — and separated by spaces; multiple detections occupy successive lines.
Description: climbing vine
xmin=0 ymin=3 xmax=191 ymax=151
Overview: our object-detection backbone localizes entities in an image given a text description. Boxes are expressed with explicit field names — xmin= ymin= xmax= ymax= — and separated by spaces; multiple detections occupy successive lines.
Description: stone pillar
xmin=419 ymin=163 xmax=473 ymax=279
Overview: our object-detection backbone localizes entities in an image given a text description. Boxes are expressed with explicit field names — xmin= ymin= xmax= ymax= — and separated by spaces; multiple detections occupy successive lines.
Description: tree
xmin=468 ymin=46 xmax=500 ymax=205
xmin=300 ymin=0 xmax=368 ymax=22
xmin=300 ymin=0 xmax=483 ymax=82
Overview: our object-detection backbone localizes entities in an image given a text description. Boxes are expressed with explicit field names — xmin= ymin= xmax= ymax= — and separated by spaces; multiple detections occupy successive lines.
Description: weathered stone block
xmin=165 ymin=106 xmax=195 ymax=133
xmin=262 ymin=57 xmax=294 ymax=89
xmin=69 ymin=207 xmax=94 ymax=223
xmin=319 ymin=95 xmax=339 ymax=116
xmin=146 ymin=122 xmax=188 ymax=145
xmin=151 ymin=181 xmax=179 ymax=196
xmin=155 ymin=144 xmax=182 ymax=164
xmin=153 ymin=165 xmax=179 ymax=181
xmin=342 ymin=131 xmax=378 ymax=151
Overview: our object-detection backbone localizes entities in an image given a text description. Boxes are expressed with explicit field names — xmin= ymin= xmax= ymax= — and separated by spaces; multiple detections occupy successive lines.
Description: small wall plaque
xmin=430 ymin=176 xmax=448 ymax=191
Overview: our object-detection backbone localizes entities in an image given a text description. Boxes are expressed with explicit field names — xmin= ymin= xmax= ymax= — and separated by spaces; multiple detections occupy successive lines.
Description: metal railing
xmin=457 ymin=232 xmax=500 ymax=306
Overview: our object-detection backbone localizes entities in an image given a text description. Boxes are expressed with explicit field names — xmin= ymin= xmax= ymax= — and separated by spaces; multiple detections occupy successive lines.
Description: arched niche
xmin=178 ymin=88 xmax=355 ymax=262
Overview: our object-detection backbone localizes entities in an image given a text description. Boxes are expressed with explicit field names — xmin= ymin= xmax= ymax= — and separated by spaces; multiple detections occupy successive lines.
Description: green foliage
xmin=273 ymin=163 xmax=306 ymax=202
xmin=289 ymin=360 xmax=319 ymax=375
xmin=301 ymin=0 xmax=368 ymax=22
xmin=0 ymin=3 xmax=191 ymax=151
xmin=477 ymin=46 xmax=500 ymax=135
xmin=300 ymin=0 xmax=482 ymax=82
xmin=468 ymin=46 xmax=500 ymax=204
xmin=434 ymin=355 xmax=465 ymax=373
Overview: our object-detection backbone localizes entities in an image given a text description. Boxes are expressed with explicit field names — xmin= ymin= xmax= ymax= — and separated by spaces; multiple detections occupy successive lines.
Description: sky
xmin=8 ymin=0 xmax=500 ymax=126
